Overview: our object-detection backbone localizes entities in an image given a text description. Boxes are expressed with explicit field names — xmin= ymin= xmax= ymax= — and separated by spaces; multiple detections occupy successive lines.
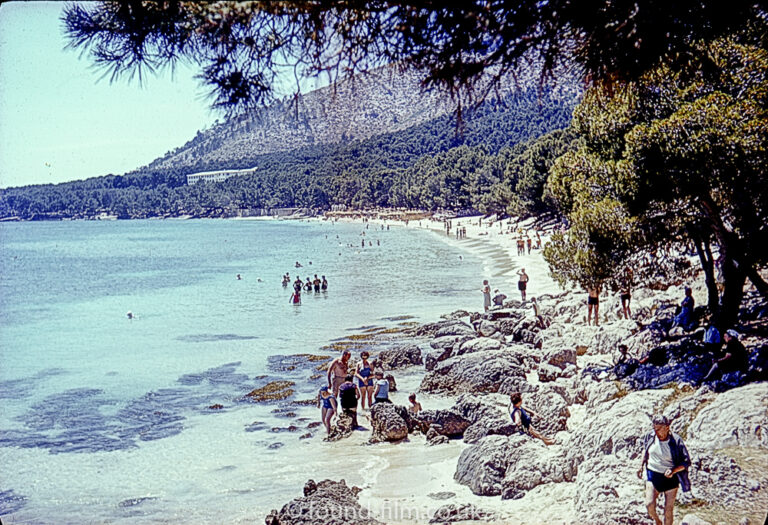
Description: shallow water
xmin=0 ymin=218 xmax=517 ymax=523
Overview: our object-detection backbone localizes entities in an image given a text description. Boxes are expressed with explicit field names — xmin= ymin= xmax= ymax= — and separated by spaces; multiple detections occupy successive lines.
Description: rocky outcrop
xmin=369 ymin=403 xmax=412 ymax=442
xmin=686 ymin=382 xmax=768 ymax=449
xmin=265 ymin=479 xmax=382 ymax=525
xmin=420 ymin=349 xmax=524 ymax=394
xmin=325 ymin=411 xmax=355 ymax=442
xmin=455 ymin=337 xmax=502 ymax=356
xmin=375 ymin=344 xmax=423 ymax=370
xmin=414 ymin=409 xmax=471 ymax=438
xmin=454 ymin=434 xmax=573 ymax=497
xmin=454 ymin=434 xmax=524 ymax=496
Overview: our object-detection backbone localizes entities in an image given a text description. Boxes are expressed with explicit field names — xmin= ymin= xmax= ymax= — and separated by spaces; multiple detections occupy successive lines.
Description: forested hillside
xmin=0 ymin=88 xmax=577 ymax=220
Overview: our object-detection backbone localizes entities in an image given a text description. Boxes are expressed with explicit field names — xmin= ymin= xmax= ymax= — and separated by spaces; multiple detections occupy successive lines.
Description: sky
xmin=0 ymin=1 xmax=217 ymax=189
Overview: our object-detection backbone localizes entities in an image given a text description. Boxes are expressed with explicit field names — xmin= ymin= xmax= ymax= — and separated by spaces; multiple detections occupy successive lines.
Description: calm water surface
xmin=0 ymin=219 xmax=502 ymax=523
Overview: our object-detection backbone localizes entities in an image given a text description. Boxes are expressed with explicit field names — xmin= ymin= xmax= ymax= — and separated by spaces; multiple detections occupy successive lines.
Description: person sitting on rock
xmin=318 ymin=386 xmax=337 ymax=435
xmin=702 ymin=329 xmax=749 ymax=382
xmin=703 ymin=323 xmax=722 ymax=354
xmin=338 ymin=375 xmax=361 ymax=428
xmin=508 ymin=393 xmax=554 ymax=445
xmin=637 ymin=415 xmax=691 ymax=525
xmin=407 ymin=393 xmax=422 ymax=415
xmin=492 ymin=289 xmax=507 ymax=308
xmin=531 ymin=297 xmax=548 ymax=329
xmin=373 ymin=371 xmax=391 ymax=404
xmin=668 ymin=287 xmax=695 ymax=335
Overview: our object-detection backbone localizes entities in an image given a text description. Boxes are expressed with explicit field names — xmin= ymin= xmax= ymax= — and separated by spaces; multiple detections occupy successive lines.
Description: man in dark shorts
xmin=587 ymin=285 xmax=601 ymax=326
xmin=638 ymin=415 xmax=691 ymax=525
xmin=702 ymin=329 xmax=749 ymax=381
xmin=338 ymin=375 xmax=361 ymax=428
xmin=517 ymin=268 xmax=529 ymax=302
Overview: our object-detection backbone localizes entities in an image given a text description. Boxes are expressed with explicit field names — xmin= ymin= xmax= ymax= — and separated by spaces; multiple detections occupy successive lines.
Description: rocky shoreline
xmin=264 ymin=280 xmax=768 ymax=524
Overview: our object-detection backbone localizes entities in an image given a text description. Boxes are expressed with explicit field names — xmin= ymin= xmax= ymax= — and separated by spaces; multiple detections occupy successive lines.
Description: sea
xmin=0 ymin=218 xmax=510 ymax=524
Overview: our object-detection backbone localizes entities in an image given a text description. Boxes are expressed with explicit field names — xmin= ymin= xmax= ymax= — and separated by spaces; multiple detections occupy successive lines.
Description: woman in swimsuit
xmin=318 ymin=386 xmax=337 ymax=434
xmin=355 ymin=352 xmax=375 ymax=409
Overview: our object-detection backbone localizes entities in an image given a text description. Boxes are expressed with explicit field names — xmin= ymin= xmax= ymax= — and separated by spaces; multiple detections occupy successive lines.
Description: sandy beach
xmin=298 ymin=213 xmax=571 ymax=524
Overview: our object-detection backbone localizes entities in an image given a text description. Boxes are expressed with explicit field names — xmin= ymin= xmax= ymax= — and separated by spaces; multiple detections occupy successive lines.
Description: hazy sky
xmin=0 ymin=1 xmax=217 ymax=189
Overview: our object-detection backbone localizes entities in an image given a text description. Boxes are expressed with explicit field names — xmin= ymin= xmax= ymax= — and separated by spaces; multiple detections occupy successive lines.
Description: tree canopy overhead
xmin=543 ymin=31 xmax=768 ymax=327
xmin=63 ymin=1 xmax=766 ymax=113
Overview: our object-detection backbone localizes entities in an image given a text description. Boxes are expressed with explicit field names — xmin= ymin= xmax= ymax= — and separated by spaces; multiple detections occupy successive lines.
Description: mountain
xmin=144 ymin=63 xmax=580 ymax=175
xmin=0 ymin=65 xmax=581 ymax=220
xmin=148 ymin=66 xmax=454 ymax=172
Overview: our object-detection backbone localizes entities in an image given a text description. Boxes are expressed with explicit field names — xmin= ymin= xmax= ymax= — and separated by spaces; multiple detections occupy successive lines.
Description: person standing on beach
xmin=587 ymin=284 xmax=601 ymax=326
xmin=517 ymin=268 xmax=529 ymax=302
xmin=318 ymin=386 xmax=337 ymax=434
xmin=526 ymin=236 xmax=532 ymax=255
xmin=481 ymin=280 xmax=492 ymax=311
xmin=327 ymin=351 xmax=351 ymax=397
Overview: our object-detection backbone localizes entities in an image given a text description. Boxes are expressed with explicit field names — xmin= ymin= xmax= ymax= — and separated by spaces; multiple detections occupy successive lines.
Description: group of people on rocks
xmin=284 ymin=270 xmax=328 ymax=305
xmin=480 ymin=268 xmax=530 ymax=312
xmin=319 ymin=350 xmax=422 ymax=434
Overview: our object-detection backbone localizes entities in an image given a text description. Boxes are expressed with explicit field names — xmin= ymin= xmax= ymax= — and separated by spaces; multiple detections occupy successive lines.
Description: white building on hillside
xmin=186 ymin=166 xmax=258 ymax=185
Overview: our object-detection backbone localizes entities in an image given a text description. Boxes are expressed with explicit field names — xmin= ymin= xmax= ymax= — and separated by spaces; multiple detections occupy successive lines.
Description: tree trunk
xmin=719 ymin=255 xmax=747 ymax=329
xmin=693 ymin=237 xmax=719 ymax=323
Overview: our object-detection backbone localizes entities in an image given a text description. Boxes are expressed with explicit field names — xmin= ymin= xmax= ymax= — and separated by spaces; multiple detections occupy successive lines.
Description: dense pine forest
xmin=0 ymin=89 xmax=576 ymax=220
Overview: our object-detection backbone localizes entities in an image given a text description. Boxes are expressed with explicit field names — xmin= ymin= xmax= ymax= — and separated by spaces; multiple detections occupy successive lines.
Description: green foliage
xmin=544 ymin=32 xmax=768 ymax=322
xmin=62 ymin=2 xmax=763 ymax=114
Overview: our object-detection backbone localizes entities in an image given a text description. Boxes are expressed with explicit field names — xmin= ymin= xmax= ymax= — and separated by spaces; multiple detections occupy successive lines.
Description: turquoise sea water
xmin=0 ymin=219 xmax=496 ymax=524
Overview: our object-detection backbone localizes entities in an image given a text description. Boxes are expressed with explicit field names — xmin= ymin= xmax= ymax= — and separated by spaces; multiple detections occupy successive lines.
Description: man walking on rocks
xmin=638 ymin=415 xmax=691 ymax=525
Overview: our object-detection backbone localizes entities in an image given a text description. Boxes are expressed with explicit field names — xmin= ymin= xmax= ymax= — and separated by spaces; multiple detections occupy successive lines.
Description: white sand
xmin=309 ymin=214 xmax=572 ymax=524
